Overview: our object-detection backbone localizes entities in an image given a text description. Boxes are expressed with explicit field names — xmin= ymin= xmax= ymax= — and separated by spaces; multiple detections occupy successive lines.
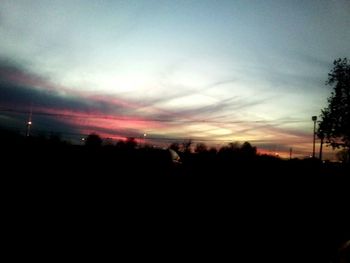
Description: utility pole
xmin=319 ymin=135 xmax=324 ymax=161
xmin=289 ymin=147 xmax=292 ymax=160
xmin=312 ymin=116 xmax=317 ymax=158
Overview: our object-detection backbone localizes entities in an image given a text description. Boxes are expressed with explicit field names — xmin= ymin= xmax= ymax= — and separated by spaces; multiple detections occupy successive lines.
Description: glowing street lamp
xmin=143 ymin=133 xmax=147 ymax=145
xmin=26 ymin=106 xmax=33 ymax=137
xmin=26 ymin=121 xmax=32 ymax=137
xmin=312 ymin=116 xmax=317 ymax=158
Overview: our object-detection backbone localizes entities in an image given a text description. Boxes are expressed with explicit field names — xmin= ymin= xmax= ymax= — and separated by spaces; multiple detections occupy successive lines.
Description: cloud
xmin=0 ymin=58 xmax=193 ymax=141
xmin=0 ymin=62 xmax=117 ymax=114
xmin=0 ymin=58 xmax=324 ymax=156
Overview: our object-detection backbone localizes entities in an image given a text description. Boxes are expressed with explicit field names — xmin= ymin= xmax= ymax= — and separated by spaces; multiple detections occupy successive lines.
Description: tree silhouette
xmin=169 ymin=142 xmax=180 ymax=152
xmin=103 ymin=137 xmax=114 ymax=147
xmin=208 ymin=147 xmax=218 ymax=155
xmin=318 ymin=58 xmax=350 ymax=158
xmin=219 ymin=142 xmax=240 ymax=155
xmin=336 ymin=149 xmax=349 ymax=163
xmin=182 ymin=139 xmax=192 ymax=153
xmin=240 ymin=141 xmax=257 ymax=158
xmin=116 ymin=139 xmax=126 ymax=149
xmin=195 ymin=143 xmax=207 ymax=153
xmin=85 ymin=133 xmax=102 ymax=148
xmin=125 ymin=137 xmax=137 ymax=149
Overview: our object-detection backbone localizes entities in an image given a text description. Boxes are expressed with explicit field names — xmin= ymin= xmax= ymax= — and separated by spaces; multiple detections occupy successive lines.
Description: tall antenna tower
xmin=26 ymin=106 xmax=32 ymax=137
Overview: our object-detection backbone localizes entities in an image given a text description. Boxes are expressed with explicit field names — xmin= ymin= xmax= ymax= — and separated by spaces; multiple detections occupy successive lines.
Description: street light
xmin=26 ymin=121 xmax=32 ymax=137
xmin=312 ymin=116 xmax=317 ymax=158
xmin=26 ymin=106 xmax=33 ymax=137
xmin=143 ymin=133 xmax=147 ymax=145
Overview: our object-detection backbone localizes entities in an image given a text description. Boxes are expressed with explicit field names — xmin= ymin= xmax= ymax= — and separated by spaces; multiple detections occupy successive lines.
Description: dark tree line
xmin=318 ymin=58 xmax=350 ymax=163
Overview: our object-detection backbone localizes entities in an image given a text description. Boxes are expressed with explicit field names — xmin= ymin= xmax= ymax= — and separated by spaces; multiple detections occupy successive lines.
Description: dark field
xmin=2 ymin=130 xmax=349 ymax=262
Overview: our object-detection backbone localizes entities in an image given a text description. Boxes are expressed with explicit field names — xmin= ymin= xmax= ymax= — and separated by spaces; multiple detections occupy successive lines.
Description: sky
xmin=0 ymin=0 xmax=349 ymax=158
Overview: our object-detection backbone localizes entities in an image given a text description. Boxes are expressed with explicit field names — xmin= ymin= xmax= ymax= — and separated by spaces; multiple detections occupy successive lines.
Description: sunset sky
xmin=0 ymin=0 xmax=349 ymax=158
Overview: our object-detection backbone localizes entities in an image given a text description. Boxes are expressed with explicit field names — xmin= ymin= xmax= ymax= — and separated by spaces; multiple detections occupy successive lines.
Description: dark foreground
xmin=2 ymin=134 xmax=349 ymax=262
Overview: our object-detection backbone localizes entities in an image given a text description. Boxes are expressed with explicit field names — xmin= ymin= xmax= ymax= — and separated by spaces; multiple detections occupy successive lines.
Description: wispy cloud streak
xmin=0 ymin=58 xmax=326 ymax=156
